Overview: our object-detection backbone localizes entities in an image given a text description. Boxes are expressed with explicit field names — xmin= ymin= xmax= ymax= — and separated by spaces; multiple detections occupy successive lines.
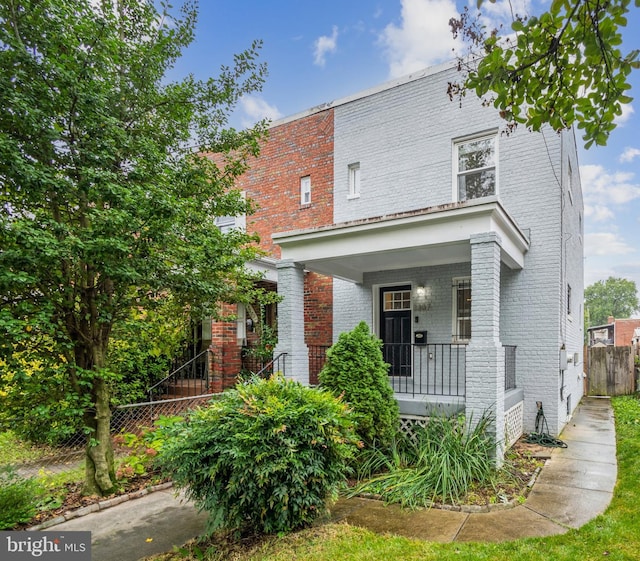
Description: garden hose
xmin=524 ymin=402 xmax=568 ymax=448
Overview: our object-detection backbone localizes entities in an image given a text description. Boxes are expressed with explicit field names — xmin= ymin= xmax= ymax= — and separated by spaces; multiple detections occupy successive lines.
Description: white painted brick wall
xmin=327 ymin=65 xmax=582 ymax=435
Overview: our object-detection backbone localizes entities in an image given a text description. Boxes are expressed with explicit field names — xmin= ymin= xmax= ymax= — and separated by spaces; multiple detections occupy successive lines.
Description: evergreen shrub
xmin=157 ymin=375 xmax=358 ymax=535
xmin=0 ymin=467 xmax=40 ymax=529
xmin=319 ymin=321 xmax=399 ymax=447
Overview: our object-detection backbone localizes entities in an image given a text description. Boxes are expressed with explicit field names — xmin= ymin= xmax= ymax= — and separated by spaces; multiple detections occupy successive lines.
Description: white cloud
xmin=585 ymin=232 xmax=635 ymax=257
xmin=620 ymin=147 xmax=640 ymax=164
xmin=313 ymin=26 xmax=339 ymax=67
xmin=615 ymin=101 xmax=634 ymax=126
xmin=584 ymin=204 xmax=614 ymax=222
xmin=379 ymin=0 xmax=463 ymax=78
xmin=479 ymin=0 xmax=531 ymax=24
xmin=581 ymin=164 xmax=640 ymax=206
xmin=239 ymin=96 xmax=283 ymax=128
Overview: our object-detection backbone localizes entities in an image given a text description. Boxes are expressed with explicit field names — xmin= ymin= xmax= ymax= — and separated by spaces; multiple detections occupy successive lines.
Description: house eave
xmin=272 ymin=198 xmax=530 ymax=283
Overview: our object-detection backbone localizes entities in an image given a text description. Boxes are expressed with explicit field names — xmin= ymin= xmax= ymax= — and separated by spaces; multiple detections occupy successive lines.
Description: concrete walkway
xmin=331 ymin=396 xmax=617 ymax=542
xmin=41 ymin=397 xmax=617 ymax=559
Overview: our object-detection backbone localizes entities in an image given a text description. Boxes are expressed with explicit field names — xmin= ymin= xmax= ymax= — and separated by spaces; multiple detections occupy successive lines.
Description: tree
xmin=0 ymin=0 xmax=268 ymax=495
xmin=449 ymin=0 xmax=639 ymax=147
xmin=585 ymin=277 xmax=639 ymax=326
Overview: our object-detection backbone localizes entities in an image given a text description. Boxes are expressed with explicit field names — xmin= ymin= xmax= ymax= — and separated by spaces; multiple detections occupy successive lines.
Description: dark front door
xmin=380 ymin=286 xmax=412 ymax=376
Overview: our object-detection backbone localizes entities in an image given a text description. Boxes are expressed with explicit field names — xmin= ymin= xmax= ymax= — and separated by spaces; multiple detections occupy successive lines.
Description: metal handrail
xmin=254 ymin=352 xmax=288 ymax=379
xmin=147 ymin=349 xmax=212 ymax=400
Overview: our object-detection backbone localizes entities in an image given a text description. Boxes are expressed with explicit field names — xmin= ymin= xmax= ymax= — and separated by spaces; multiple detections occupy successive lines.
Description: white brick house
xmin=271 ymin=62 xmax=584 ymax=457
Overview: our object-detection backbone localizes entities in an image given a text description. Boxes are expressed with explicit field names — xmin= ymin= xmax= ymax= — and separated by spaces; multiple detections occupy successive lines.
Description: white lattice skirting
xmin=504 ymin=401 xmax=524 ymax=449
xmin=400 ymin=402 xmax=524 ymax=450
xmin=399 ymin=415 xmax=429 ymax=443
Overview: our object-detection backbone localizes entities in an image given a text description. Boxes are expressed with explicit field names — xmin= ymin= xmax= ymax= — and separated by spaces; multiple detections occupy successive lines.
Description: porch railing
xmin=147 ymin=350 xmax=211 ymax=401
xmin=306 ymin=342 xmax=513 ymax=398
xmin=504 ymin=345 xmax=517 ymax=391
xmin=383 ymin=343 xmax=466 ymax=398
xmin=308 ymin=345 xmax=331 ymax=384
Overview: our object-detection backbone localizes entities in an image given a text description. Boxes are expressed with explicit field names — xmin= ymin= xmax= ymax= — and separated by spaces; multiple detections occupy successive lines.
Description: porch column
xmin=274 ymin=259 xmax=309 ymax=385
xmin=467 ymin=232 xmax=506 ymax=465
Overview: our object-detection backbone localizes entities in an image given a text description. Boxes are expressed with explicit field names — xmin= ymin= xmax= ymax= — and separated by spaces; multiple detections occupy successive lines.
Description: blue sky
xmin=169 ymin=0 xmax=640 ymax=296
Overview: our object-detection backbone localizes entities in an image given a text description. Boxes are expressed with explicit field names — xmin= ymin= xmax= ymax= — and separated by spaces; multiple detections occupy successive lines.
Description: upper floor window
xmin=300 ymin=175 xmax=311 ymax=205
xmin=348 ymin=162 xmax=360 ymax=199
xmin=452 ymin=277 xmax=471 ymax=342
xmin=215 ymin=215 xmax=236 ymax=234
xmin=215 ymin=192 xmax=246 ymax=233
xmin=567 ymin=160 xmax=574 ymax=205
xmin=455 ymin=134 xmax=497 ymax=202
xmin=567 ymin=284 xmax=572 ymax=316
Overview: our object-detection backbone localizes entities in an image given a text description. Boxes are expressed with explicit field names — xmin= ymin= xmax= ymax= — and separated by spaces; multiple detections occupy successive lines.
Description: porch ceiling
xmin=272 ymin=198 xmax=530 ymax=283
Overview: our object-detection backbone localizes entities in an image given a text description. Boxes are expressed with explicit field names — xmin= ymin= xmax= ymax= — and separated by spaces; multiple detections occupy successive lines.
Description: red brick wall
xmin=207 ymin=109 xmax=336 ymax=389
xmin=305 ymin=272 xmax=333 ymax=385
xmin=304 ymin=272 xmax=333 ymax=345
xmin=237 ymin=109 xmax=335 ymax=255
xmin=208 ymin=303 xmax=243 ymax=392
xmin=614 ymin=318 xmax=640 ymax=347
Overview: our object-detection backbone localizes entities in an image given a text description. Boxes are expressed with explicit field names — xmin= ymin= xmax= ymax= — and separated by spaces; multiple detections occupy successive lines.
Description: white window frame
xmin=215 ymin=191 xmax=246 ymax=233
xmin=453 ymin=132 xmax=498 ymax=202
xmin=300 ymin=175 xmax=311 ymax=205
xmin=567 ymin=160 xmax=574 ymax=205
xmin=215 ymin=215 xmax=236 ymax=234
xmin=452 ymin=277 xmax=471 ymax=343
xmin=348 ymin=162 xmax=361 ymax=199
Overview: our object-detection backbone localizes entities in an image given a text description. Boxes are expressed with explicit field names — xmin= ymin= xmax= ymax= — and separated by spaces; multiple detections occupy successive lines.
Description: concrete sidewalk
xmin=331 ymin=396 xmax=617 ymax=542
xmin=43 ymin=397 xmax=617 ymax=559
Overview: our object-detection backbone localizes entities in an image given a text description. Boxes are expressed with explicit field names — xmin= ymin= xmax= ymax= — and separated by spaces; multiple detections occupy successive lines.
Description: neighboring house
xmin=587 ymin=316 xmax=640 ymax=347
xmin=206 ymin=62 xmax=584 ymax=458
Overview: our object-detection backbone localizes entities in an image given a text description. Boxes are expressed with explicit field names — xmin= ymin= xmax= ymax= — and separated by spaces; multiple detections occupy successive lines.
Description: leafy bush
xmin=114 ymin=415 xmax=183 ymax=481
xmin=351 ymin=412 xmax=496 ymax=506
xmin=158 ymin=375 xmax=358 ymax=535
xmin=0 ymin=467 xmax=40 ymax=529
xmin=319 ymin=321 xmax=399 ymax=447
xmin=107 ymin=301 xmax=187 ymax=406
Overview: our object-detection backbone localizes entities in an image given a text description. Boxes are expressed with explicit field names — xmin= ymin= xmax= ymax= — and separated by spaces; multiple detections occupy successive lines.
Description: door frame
xmin=374 ymin=282 xmax=414 ymax=377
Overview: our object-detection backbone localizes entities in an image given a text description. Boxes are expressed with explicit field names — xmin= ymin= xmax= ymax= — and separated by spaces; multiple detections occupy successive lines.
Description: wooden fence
xmin=587 ymin=345 xmax=636 ymax=396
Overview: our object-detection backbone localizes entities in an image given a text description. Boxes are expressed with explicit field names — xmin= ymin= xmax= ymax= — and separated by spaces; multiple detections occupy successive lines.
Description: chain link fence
xmin=1 ymin=394 xmax=215 ymax=479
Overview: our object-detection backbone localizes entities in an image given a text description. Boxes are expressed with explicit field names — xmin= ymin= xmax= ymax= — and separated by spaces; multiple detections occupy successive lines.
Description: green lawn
xmin=0 ymin=430 xmax=56 ymax=465
xmin=156 ymin=396 xmax=640 ymax=561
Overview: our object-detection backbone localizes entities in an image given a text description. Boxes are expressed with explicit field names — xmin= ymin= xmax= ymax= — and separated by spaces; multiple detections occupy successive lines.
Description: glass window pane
xmin=458 ymin=138 xmax=495 ymax=171
xmin=384 ymin=290 xmax=411 ymax=311
xmin=458 ymin=169 xmax=495 ymax=201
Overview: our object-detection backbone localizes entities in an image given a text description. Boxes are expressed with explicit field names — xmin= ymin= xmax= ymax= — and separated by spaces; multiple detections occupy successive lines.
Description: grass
xmin=350 ymin=412 xmax=498 ymax=507
xmin=0 ymin=430 xmax=57 ymax=465
xmin=145 ymin=396 xmax=640 ymax=561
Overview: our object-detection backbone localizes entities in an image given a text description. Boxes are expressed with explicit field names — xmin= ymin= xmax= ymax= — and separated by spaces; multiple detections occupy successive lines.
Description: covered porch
xmin=273 ymin=198 xmax=530 ymax=454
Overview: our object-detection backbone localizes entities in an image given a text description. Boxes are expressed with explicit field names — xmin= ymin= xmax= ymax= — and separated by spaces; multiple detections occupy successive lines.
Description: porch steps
xmin=157 ymin=378 xmax=209 ymax=400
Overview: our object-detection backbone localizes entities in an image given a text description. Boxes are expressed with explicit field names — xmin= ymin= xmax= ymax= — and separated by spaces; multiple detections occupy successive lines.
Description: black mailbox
xmin=414 ymin=331 xmax=427 ymax=345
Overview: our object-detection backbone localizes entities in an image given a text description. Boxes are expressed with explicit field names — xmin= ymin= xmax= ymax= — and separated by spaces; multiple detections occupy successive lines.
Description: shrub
xmin=157 ymin=375 xmax=358 ymax=535
xmin=114 ymin=414 xmax=183 ymax=481
xmin=0 ymin=467 xmax=41 ymax=529
xmin=350 ymin=412 xmax=496 ymax=506
xmin=319 ymin=321 xmax=399 ymax=447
